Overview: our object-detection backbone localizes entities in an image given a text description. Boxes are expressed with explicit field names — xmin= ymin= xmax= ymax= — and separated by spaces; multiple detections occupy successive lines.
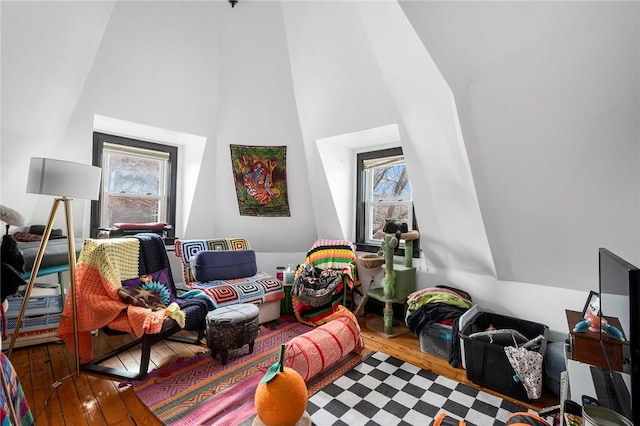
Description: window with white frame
xmin=91 ymin=132 xmax=177 ymax=241
xmin=356 ymin=147 xmax=418 ymax=256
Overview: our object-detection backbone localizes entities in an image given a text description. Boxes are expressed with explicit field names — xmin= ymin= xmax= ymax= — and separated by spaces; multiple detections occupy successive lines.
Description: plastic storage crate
xmin=6 ymin=312 xmax=62 ymax=333
xmin=2 ymin=327 xmax=60 ymax=350
xmin=460 ymin=311 xmax=549 ymax=402
xmin=419 ymin=322 xmax=453 ymax=359
xmin=418 ymin=305 xmax=479 ymax=362
xmin=6 ymin=286 xmax=63 ymax=317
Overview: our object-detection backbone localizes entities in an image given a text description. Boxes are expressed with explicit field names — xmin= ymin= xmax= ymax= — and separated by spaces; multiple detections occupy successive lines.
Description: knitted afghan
xmin=57 ymin=234 xmax=192 ymax=364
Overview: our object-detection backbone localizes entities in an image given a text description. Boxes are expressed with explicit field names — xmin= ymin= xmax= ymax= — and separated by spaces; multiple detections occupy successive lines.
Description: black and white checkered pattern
xmin=307 ymin=352 xmax=538 ymax=426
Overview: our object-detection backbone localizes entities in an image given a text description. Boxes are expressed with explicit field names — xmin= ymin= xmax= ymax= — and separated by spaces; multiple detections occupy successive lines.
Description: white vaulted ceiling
xmin=1 ymin=1 xmax=638 ymax=293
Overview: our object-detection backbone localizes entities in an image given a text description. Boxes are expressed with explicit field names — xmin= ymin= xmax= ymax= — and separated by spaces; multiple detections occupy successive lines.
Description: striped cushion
xmin=284 ymin=307 xmax=363 ymax=382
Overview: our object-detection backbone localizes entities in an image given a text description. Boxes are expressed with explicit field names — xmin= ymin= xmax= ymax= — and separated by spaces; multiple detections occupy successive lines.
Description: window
xmin=91 ymin=132 xmax=177 ymax=241
xmin=356 ymin=147 xmax=418 ymax=256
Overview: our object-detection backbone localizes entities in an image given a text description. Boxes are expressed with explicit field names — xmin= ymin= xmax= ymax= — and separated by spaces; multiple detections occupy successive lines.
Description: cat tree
xmin=356 ymin=229 xmax=419 ymax=337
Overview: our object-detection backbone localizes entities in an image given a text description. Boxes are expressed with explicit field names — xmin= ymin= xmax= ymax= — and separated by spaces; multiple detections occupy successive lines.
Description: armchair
xmin=174 ymin=238 xmax=283 ymax=324
xmin=57 ymin=233 xmax=212 ymax=380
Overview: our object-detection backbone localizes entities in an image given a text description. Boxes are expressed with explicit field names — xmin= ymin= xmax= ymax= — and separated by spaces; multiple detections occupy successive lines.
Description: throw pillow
xmin=117 ymin=284 xmax=168 ymax=311
xmin=191 ymin=249 xmax=257 ymax=282
xmin=119 ymin=269 xmax=173 ymax=311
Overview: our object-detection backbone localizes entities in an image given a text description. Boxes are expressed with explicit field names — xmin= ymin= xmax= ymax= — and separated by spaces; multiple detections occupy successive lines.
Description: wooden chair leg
xmin=80 ymin=323 xmax=198 ymax=381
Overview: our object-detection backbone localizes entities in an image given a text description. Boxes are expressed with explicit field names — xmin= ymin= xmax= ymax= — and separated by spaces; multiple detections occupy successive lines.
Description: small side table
xmin=565 ymin=309 xmax=628 ymax=371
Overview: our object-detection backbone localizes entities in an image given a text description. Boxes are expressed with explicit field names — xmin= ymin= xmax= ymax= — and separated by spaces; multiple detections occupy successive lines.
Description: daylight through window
xmin=101 ymin=143 xmax=168 ymax=225
xmin=91 ymin=133 xmax=177 ymax=240
xmin=356 ymin=147 xmax=417 ymax=255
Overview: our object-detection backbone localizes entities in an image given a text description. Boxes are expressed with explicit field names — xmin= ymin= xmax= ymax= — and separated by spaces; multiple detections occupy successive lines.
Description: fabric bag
xmin=505 ymin=412 xmax=551 ymax=425
xmin=504 ymin=345 xmax=544 ymax=399
xmin=430 ymin=412 xmax=466 ymax=426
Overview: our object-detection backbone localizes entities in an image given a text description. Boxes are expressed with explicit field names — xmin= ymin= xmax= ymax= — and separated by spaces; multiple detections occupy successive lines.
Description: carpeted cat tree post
xmin=355 ymin=227 xmax=419 ymax=337
xmin=379 ymin=230 xmax=419 ymax=335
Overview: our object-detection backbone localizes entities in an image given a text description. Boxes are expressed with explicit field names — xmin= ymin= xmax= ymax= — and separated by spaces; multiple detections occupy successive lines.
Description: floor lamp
xmin=7 ymin=158 xmax=101 ymax=378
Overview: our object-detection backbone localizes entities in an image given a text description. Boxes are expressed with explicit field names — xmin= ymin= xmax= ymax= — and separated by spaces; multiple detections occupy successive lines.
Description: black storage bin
xmin=460 ymin=311 xmax=549 ymax=402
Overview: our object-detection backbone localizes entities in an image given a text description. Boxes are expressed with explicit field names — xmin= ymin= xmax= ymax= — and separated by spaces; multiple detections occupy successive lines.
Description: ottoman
xmin=205 ymin=303 xmax=260 ymax=365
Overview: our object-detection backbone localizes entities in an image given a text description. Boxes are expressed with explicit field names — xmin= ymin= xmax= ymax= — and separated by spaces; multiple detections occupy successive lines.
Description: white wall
xmin=401 ymin=0 xmax=640 ymax=290
xmin=1 ymin=1 xmax=115 ymax=235
xmin=281 ymin=2 xmax=398 ymax=241
xmin=210 ymin=2 xmax=317 ymax=253
xmin=2 ymin=1 xmax=638 ymax=338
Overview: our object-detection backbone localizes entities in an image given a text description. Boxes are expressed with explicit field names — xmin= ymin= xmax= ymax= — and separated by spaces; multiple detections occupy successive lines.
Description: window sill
xmin=356 ymin=242 xmax=404 ymax=258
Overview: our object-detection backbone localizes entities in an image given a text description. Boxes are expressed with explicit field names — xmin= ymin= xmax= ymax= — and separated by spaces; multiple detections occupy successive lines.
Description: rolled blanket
xmin=284 ymin=306 xmax=363 ymax=382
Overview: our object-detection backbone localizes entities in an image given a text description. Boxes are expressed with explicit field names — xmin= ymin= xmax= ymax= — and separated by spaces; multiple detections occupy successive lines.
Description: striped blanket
xmin=292 ymin=240 xmax=362 ymax=326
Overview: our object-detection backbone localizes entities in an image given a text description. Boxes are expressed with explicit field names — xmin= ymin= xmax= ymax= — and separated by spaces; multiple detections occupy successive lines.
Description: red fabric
xmin=12 ymin=232 xmax=42 ymax=242
xmin=284 ymin=306 xmax=363 ymax=382
xmin=114 ymin=222 xmax=167 ymax=230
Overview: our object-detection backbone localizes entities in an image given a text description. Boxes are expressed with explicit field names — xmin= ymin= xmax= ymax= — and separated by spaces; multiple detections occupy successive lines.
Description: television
xmin=598 ymin=247 xmax=639 ymax=425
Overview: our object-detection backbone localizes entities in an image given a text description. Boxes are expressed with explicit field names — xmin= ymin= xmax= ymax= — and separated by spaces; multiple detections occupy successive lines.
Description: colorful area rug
xmin=133 ymin=330 xmax=545 ymax=426
xmin=131 ymin=321 xmax=312 ymax=425
xmin=131 ymin=318 xmax=372 ymax=425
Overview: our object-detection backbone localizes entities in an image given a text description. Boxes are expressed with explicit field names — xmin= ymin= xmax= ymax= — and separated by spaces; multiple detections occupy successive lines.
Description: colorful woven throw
xmin=129 ymin=321 xmax=312 ymax=425
xmin=292 ymin=239 xmax=363 ymax=326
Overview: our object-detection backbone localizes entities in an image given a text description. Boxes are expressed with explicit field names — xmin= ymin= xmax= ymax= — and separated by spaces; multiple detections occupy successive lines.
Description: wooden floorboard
xmin=7 ymin=314 xmax=559 ymax=424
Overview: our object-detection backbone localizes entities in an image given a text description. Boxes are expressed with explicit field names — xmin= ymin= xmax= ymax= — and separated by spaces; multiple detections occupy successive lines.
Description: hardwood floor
xmin=7 ymin=314 xmax=558 ymax=425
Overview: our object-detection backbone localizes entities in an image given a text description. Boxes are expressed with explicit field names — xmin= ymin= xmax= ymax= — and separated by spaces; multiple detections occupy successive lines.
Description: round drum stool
xmin=205 ymin=303 xmax=260 ymax=365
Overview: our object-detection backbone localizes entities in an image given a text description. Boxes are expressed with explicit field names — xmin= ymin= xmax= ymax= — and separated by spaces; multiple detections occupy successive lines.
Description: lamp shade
xmin=26 ymin=157 xmax=102 ymax=200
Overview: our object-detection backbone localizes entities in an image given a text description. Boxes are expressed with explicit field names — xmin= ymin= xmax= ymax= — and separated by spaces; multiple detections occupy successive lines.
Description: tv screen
xmin=598 ymin=247 xmax=638 ymax=425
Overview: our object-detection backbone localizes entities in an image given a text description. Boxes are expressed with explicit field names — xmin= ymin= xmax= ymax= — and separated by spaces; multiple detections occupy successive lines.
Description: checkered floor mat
xmin=307 ymin=351 xmax=539 ymax=426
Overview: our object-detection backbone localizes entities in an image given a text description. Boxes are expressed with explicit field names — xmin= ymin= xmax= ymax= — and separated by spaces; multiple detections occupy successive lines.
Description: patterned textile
xmin=0 ymin=352 xmax=33 ymax=425
xmin=121 ymin=268 xmax=211 ymax=331
xmin=57 ymin=234 xmax=207 ymax=363
xmin=175 ymin=238 xmax=250 ymax=283
xmin=284 ymin=306 xmax=363 ymax=382
xmin=292 ymin=264 xmax=343 ymax=307
xmin=504 ymin=346 xmax=544 ymax=400
xmin=174 ymin=239 xmax=283 ymax=308
xmin=230 ymin=144 xmax=290 ymax=217
xmin=190 ymin=273 xmax=283 ymax=308
xmin=117 ymin=282 xmax=168 ymax=311
xmin=135 ymin=233 xmax=172 ymax=274
xmin=292 ymin=240 xmax=361 ymax=326
xmin=205 ymin=304 xmax=260 ymax=364
xmin=130 ymin=321 xmax=312 ymax=425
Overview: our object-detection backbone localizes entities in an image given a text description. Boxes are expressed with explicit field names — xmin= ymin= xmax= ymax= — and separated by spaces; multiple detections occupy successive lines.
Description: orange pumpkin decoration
xmin=255 ymin=345 xmax=307 ymax=426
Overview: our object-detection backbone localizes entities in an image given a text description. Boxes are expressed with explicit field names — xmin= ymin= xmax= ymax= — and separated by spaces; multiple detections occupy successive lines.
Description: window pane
xmin=92 ymin=132 xmax=177 ymax=240
xmin=371 ymin=203 xmax=410 ymax=239
xmin=356 ymin=146 xmax=418 ymax=256
xmin=106 ymin=195 xmax=160 ymax=224
xmin=366 ymin=160 xmax=412 ymax=242
xmin=372 ymin=164 xmax=411 ymax=202
xmin=107 ymin=152 xmax=162 ymax=195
